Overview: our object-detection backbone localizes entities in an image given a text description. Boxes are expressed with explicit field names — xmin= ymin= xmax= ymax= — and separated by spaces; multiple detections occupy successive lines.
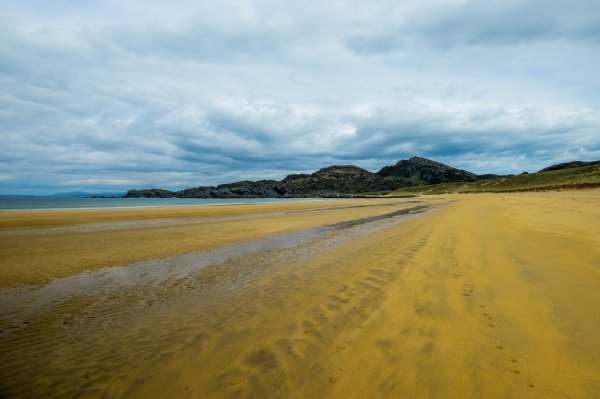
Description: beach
xmin=0 ymin=191 xmax=599 ymax=398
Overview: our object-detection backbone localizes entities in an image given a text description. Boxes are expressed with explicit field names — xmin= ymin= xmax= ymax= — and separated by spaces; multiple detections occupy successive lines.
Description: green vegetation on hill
xmin=392 ymin=162 xmax=600 ymax=195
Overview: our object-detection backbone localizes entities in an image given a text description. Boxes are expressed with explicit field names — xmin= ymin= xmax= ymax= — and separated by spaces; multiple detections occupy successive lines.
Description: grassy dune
xmin=392 ymin=162 xmax=600 ymax=194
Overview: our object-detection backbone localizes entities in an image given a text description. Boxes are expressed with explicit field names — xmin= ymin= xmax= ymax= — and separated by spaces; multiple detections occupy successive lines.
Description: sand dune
xmin=0 ymin=192 xmax=599 ymax=398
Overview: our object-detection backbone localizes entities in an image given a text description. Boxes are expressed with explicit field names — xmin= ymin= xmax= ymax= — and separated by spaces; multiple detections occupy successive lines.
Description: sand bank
xmin=0 ymin=198 xmax=426 ymax=287
xmin=0 ymin=191 xmax=599 ymax=398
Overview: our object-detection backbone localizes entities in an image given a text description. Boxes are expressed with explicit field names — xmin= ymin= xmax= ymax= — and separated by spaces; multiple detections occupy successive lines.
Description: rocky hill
xmin=125 ymin=157 xmax=482 ymax=198
xmin=392 ymin=160 xmax=600 ymax=194
xmin=377 ymin=156 xmax=478 ymax=184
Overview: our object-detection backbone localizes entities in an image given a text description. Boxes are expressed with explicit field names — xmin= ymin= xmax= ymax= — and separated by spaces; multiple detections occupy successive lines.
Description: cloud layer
xmin=1 ymin=0 xmax=599 ymax=194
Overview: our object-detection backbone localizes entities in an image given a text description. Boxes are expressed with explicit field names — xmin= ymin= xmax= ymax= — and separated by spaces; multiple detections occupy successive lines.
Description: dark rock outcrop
xmin=125 ymin=188 xmax=174 ymax=198
xmin=170 ymin=166 xmax=401 ymax=198
xmin=283 ymin=165 xmax=400 ymax=195
xmin=125 ymin=157 xmax=483 ymax=198
xmin=376 ymin=156 xmax=478 ymax=184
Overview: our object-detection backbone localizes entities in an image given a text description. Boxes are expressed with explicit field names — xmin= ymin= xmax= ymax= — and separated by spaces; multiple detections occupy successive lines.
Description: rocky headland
xmin=125 ymin=156 xmax=483 ymax=198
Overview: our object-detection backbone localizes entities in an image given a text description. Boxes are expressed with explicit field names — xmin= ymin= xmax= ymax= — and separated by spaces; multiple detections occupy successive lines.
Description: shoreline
xmin=0 ymin=198 xmax=431 ymax=287
xmin=0 ymin=204 xmax=435 ymax=326
xmin=0 ymin=197 xmax=337 ymax=213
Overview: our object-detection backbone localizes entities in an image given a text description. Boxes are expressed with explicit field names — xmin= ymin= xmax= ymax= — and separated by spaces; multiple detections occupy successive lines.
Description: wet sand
xmin=0 ymin=192 xmax=599 ymax=398
xmin=0 ymin=198 xmax=425 ymax=287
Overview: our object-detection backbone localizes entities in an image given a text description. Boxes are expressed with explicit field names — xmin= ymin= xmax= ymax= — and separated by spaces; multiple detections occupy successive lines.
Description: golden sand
xmin=0 ymin=198 xmax=421 ymax=287
xmin=0 ymin=192 xmax=599 ymax=398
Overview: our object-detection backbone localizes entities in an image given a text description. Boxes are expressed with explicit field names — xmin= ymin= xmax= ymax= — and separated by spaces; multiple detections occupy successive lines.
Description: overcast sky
xmin=1 ymin=0 xmax=599 ymax=194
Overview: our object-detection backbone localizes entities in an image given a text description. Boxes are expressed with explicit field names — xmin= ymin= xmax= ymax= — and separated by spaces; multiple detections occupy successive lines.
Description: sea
xmin=0 ymin=196 xmax=327 ymax=211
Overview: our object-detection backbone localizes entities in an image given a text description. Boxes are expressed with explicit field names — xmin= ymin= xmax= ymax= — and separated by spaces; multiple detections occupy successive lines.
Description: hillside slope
xmin=392 ymin=162 xmax=600 ymax=194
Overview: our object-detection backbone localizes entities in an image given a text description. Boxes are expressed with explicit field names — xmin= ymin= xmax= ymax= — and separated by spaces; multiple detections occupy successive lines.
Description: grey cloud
xmin=418 ymin=1 xmax=600 ymax=44
xmin=99 ymin=3 xmax=323 ymax=63
xmin=343 ymin=0 xmax=600 ymax=55
xmin=1 ymin=1 xmax=599 ymax=194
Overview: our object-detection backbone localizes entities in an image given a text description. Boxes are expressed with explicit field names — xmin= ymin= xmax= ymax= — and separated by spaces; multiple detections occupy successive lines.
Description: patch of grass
xmin=392 ymin=163 xmax=600 ymax=195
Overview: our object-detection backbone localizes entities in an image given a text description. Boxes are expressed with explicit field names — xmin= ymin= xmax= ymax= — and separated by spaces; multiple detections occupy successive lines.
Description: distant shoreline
xmin=0 ymin=197 xmax=338 ymax=212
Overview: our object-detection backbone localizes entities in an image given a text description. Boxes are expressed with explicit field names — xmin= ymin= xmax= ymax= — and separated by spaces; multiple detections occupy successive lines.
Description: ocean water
xmin=0 ymin=196 xmax=326 ymax=211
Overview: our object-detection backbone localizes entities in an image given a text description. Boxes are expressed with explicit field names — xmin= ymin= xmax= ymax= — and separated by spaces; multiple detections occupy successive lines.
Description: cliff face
xmin=125 ymin=157 xmax=481 ymax=198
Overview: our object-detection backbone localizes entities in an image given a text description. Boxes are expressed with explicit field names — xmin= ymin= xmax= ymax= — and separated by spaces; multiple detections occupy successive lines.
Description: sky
xmin=1 ymin=0 xmax=599 ymax=195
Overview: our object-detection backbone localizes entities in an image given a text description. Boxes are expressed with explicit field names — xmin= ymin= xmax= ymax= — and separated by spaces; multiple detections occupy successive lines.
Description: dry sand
xmin=0 ymin=192 xmax=599 ymax=398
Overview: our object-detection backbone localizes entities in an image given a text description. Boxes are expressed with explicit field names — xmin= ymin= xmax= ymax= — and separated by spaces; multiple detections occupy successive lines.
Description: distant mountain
xmin=126 ymin=157 xmax=480 ymax=198
xmin=52 ymin=191 xmax=125 ymax=198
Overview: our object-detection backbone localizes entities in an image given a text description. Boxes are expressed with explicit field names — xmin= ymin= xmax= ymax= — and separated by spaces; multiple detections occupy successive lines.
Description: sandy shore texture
xmin=0 ymin=192 xmax=599 ymax=398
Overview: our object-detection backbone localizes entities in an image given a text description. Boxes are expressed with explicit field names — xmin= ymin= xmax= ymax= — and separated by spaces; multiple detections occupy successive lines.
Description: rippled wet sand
xmin=0 ymin=199 xmax=422 ymax=286
xmin=1 ymin=192 xmax=599 ymax=398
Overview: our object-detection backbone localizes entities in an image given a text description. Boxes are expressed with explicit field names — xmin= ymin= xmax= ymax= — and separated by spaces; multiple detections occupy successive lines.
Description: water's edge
xmin=0 ymin=204 xmax=435 ymax=328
